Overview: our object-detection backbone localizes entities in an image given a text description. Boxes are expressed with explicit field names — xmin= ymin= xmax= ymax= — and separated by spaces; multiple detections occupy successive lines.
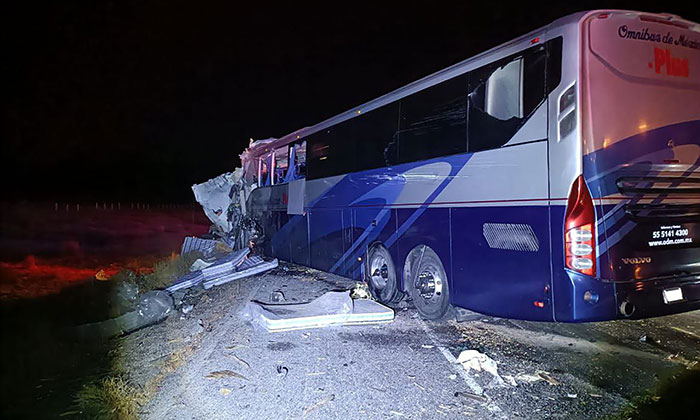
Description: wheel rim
xmin=414 ymin=264 xmax=444 ymax=306
xmin=369 ymin=252 xmax=389 ymax=291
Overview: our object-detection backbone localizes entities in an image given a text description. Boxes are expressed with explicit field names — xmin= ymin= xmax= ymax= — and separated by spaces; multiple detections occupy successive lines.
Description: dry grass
xmin=138 ymin=251 xmax=202 ymax=291
xmin=75 ymin=376 xmax=148 ymax=420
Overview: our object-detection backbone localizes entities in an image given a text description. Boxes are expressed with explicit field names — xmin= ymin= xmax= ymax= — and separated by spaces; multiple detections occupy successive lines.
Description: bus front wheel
xmin=365 ymin=244 xmax=402 ymax=305
xmin=406 ymin=246 xmax=450 ymax=320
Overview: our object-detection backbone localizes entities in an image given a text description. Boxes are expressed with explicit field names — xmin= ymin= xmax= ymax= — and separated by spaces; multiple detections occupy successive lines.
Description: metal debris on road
xmin=241 ymin=291 xmax=394 ymax=332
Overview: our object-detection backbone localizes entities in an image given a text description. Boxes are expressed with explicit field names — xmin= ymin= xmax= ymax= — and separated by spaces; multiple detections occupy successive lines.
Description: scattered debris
xmin=270 ymin=290 xmax=286 ymax=303
xmin=181 ymin=236 xmax=220 ymax=256
xmin=203 ymin=257 xmax=278 ymax=289
xmin=350 ymin=282 xmax=372 ymax=300
xmin=456 ymin=350 xmax=504 ymax=386
xmin=230 ymin=354 xmax=250 ymax=369
xmin=181 ymin=304 xmax=194 ymax=315
xmin=421 ymin=344 xmax=435 ymax=349
xmin=514 ymin=372 xmax=543 ymax=384
xmin=166 ymin=244 xmax=278 ymax=293
xmin=537 ymin=371 xmax=561 ymax=386
xmin=276 ymin=365 xmax=289 ymax=378
xmin=76 ymin=290 xmax=173 ymax=339
xmin=669 ymin=326 xmax=700 ymax=341
xmin=590 ymin=393 xmax=602 ymax=398
xmin=241 ymin=291 xmax=394 ymax=332
xmin=449 ymin=374 xmax=457 ymax=380
xmin=503 ymin=375 xmax=518 ymax=387
xmin=454 ymin=391 xmax=489 ymax=404
xmin=302 ymin=394 xmax=335 ymax=417
xmin=639 ymin=334 xmax=653 ymax=343
xmin=566 ymin=393 xmax=578 ymax=399
xmin=205 ymin=370 xmax=248 ymax=381
xmin=219 ymin=388 xmax=232 ymax=396
xmin=389 ymin=410 xmax=407 ymax=417
xmin=190 ymin=258 xmax=214 ymax=271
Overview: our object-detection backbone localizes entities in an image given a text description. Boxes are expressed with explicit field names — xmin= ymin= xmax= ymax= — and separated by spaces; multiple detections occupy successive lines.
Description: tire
xmin=365 ymin=244 xmax=402 ymax=305
xmin=406 ymin=247 xmax=450 ymax=320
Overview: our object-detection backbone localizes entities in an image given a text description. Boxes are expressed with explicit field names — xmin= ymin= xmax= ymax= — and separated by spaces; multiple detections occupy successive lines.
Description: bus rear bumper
xmin=614 ymin=273 xmax=700 ymax=319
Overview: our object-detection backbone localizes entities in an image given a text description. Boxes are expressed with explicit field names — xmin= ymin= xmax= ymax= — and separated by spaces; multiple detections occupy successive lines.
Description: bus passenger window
xmin=294 ymin=141 xmax=307 ymax=178
xmin=258 ymin=157 xmax=270 ymax=187
xmin=397 ymin=74 xmax=468 ymax=164
xmin=485 ymin=58 xmax=523 ymax=120
xmin=467 ymin=45 xmax=546 ymax=153
xmin=274 ymin=146 xmax=289 ymax=184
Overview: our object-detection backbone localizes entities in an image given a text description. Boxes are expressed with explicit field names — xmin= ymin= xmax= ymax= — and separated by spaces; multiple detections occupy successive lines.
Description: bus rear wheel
xmin=366 ymin=244 xmax=401 ymax=305
xmin=407 ymin=247 xmax=450 ymax=320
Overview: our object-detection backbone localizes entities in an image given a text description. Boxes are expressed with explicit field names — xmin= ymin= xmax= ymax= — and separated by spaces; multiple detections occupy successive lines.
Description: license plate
xmin=663 ymin=287 xmax=684 ymax=304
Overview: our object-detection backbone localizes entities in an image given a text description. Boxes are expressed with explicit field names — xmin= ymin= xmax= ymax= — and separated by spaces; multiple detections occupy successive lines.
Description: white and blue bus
xmin=241 ymin=10 xmax=700 ymax=322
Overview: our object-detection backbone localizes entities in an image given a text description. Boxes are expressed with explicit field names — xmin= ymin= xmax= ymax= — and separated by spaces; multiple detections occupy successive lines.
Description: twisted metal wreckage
xmin=79 ymin=138 xmax=392 ymax=338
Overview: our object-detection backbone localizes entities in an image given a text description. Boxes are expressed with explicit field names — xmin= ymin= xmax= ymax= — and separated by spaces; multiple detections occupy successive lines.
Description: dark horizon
xmin=3 ymin=1 xmax=699 ymax=203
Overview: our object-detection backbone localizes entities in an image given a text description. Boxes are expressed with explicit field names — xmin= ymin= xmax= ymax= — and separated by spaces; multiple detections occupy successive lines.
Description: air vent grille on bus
xmin=616 ymin=176 xmax=700 ymax=194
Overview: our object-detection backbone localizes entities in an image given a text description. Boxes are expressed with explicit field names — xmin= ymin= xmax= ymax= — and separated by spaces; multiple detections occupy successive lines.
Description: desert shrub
xmin=75 ymin=376 xmax=147 ymax=420
xmin=137 ymin=251 xmax=202 ymax=292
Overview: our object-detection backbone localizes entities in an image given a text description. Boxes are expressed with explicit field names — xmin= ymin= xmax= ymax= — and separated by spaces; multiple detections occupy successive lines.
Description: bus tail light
xmin=565 ymin=175 xmax=596 ymax=276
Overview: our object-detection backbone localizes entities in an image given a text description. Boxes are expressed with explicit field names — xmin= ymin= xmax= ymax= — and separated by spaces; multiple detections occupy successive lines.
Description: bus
xmin=240 ymin=10 xmax=700 ymax=322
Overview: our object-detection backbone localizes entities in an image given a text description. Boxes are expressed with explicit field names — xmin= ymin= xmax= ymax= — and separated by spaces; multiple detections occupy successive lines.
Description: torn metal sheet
xmin=241 ymin=291 xmax=394 ymax=332
xmin=201 ymin=248 xmax=250 ymax=280
xmin=181 ymin=236 xmax=219 ymax=256
xmin=165 ymin=270 xmax=204 ymax=293
xmin=192 ymin=167 xmax=257 ymax=250
xmin=203 ymin=258 xmax=278 ymax=289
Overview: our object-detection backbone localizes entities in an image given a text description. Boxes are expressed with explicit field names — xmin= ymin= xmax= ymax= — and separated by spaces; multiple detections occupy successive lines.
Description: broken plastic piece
xmin=241 ymin=291 xmax=394 ymax=332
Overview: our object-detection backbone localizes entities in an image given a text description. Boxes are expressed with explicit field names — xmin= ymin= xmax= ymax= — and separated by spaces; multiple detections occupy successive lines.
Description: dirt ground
xmin=117 ymin=262 xmax=700 ymax=420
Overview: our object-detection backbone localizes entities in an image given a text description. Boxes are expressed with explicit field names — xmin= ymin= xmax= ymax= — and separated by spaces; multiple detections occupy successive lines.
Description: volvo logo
xmin=621 ymin=257 xmax=652 ymax=264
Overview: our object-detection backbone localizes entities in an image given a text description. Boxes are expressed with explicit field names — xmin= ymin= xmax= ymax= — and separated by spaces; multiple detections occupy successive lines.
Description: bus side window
xmin=398 ymin=74 xmax=468 ymax=164
xmin=467 ymin=45 xmax=547 ymax=152
xmin=274 ymin=146 xmax=289 ymax=184
xmin=294 ymin=141 xmax=306 ymax=179
xmin=258 ymin=155 xmax=271 ymax=187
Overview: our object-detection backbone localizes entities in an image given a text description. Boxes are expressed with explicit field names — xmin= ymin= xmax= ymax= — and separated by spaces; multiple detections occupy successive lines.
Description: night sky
xmin=3 ymin=1 xmax=699 ymax=203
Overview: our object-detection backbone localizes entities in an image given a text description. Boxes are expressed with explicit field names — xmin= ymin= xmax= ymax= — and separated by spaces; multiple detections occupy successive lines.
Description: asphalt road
xmin=123 ymin=263 xmax=700 ymax=420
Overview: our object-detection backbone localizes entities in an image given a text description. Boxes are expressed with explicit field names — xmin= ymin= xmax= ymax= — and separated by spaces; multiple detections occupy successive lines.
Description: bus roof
xmin=243 ymin=9 xmax=696 ymax=158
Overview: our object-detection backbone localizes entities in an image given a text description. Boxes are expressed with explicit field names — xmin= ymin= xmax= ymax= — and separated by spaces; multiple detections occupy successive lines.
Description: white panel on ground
xmin=241 ymin=291 xmax=394 ymax=332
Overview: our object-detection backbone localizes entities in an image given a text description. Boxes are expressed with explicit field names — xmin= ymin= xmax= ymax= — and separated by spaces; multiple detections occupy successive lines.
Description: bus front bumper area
xmin=555 ymin=271 xmax=700 ymax=322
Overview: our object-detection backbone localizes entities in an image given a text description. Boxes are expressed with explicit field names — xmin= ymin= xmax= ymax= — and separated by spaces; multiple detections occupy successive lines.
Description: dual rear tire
xmin=366 ymin=244 xmax=450 ymax=320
